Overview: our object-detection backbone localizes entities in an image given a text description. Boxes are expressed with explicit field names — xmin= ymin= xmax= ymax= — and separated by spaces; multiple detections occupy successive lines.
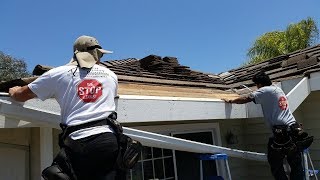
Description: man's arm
xmin=9 ymin=85 xmax=37 ymax=102
xmin=222 ymin=96 xmax=253 ymax=104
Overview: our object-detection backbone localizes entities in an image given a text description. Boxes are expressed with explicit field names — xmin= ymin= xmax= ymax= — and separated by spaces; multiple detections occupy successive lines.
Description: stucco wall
xmin=294 ymin=91 xmax=320 ymax=169
xmin=243 ymin=118 xmax=272 ymax=180
xmin=214 ymin=118 xmax=251 ymax=180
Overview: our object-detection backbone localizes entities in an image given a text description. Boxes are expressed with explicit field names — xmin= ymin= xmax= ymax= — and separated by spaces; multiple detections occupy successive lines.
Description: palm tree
xmin=246 ymin=17 xmax=319 ymax=64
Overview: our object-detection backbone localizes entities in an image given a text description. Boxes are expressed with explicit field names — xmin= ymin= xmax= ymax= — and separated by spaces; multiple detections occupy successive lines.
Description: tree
xmin=246 ymin=17 xmax=319 ymax=64
xmin=0 ymin=51 xmax=30 ymax=82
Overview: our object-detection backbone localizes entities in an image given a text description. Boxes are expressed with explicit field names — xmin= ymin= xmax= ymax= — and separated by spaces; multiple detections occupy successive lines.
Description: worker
xmin=9 ymin=35 xmax=122 ymax=180
xmin=222 ymin=71 xmax=313 ymax=180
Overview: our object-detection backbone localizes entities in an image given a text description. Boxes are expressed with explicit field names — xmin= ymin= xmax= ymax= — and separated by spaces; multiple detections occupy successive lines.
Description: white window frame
xmin=132 ymin=122 xmax=223 ymax=180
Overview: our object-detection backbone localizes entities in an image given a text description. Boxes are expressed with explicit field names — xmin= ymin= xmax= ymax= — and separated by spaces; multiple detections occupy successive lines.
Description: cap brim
xmin=74 ymin=52 xmax=97 ymax=69
xmin=98 ymin=48 xmax=113 ymax=54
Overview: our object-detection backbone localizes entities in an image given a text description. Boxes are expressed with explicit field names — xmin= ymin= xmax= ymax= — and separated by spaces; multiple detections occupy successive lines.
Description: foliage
xmin=0 ymin=51 xmax=30 ymax=82
xmin=246 ymin=17 xmax=319 ymax=65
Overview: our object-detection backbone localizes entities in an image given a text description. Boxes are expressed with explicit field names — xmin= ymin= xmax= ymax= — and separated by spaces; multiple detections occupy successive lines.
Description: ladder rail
xmin=307 ymin=152 xmax=318 ymax=180
xmin=199 ymin=153 xmax=232 ymax=180
xmin=303 ymin=149 xmax=318 ymax=180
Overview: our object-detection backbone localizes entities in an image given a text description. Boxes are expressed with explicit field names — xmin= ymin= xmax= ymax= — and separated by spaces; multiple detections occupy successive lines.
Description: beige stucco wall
xmin=214 ymin=118 xmax=253 ymax=180
xmin=204 ymin=118 xmax=276 ymax=180
xmin=242 ymin=118 xmax=273 ymax=180
xmin=294 ymin=91 xmax=320 ymax=168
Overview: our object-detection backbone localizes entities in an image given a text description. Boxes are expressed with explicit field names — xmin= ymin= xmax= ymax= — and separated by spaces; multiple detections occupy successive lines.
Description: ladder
xmin=199 ymin=153 xmax=232 ymax=180
xmin=303 ymin=149 xmax=318 ymax=180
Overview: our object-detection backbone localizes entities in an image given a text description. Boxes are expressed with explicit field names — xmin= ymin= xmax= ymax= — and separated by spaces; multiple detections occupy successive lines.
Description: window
xmin=129 ymin=123 xmax=222 ymax=180
xmin=127 ymin=147 xmax=175 ymax=180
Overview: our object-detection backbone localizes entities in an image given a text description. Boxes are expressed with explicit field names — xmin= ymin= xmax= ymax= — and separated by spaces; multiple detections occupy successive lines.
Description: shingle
xmin=297 ymin=57 xmax=319 ymax=70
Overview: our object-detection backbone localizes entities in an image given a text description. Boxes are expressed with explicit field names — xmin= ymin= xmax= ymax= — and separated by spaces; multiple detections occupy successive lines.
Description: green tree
xmin=0 ymin=51 xmax=30 ymax=82
xmin=246 ymin=17 xmax=319 ymax=64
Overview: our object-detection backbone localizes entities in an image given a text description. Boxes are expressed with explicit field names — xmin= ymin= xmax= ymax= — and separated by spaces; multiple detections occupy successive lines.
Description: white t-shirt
xmin=28 ymin=64 xmax=118 ymax=139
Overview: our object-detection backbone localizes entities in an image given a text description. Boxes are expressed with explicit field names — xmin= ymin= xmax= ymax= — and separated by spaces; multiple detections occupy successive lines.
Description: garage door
xmin=0 ymin=143 xmax=29 ymax=180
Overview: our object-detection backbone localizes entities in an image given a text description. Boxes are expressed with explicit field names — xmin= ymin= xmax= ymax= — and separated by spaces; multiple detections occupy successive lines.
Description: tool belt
xmin=289 ymin=123 xmax=313 ymax=151
xmin=59 ymin=112 xmax=142 ymax=170
xmin=59 ymin=112 xmax=120 ymax=145
xmin=271 ymin=123 xmax=313 ymax=152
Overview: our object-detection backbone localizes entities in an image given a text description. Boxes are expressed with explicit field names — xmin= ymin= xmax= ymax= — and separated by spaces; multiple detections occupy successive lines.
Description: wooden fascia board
xmin=287 ymin=77 xmax=310 ymax=112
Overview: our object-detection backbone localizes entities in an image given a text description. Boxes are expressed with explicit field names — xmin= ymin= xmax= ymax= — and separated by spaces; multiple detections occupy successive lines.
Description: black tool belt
xmin=59 ymin=112 xmax=120 ymax=148
xmin=271 ymin=123 xmax=313 ymax=152
xmin=272 ymin=125 xmax=292 ymax=146
xmin=59 ymin=112 xmax=142 ymax=170
xmin=288 ymin=123 xmax=314 ymax=151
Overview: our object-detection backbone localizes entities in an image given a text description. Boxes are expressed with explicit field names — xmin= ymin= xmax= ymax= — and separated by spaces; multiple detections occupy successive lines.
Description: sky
xmin=1 ymin=0 xmax=320 ymax=74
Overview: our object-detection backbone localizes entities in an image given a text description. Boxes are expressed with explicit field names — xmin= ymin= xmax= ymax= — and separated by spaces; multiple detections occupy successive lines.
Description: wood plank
xmin=118 ymin=83 xmax=238 ymax=99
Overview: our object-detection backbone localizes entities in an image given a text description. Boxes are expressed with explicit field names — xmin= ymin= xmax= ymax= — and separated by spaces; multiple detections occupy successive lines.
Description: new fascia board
xmin=287 ymin=77 xmax=310 ymax=112
xmin=117 ymin=97 xmax=246 ymax=122
xmin=310 ymin=72 xmax=320 ymax=91
xmin=0 ymin=98 xmax=60 ymax=128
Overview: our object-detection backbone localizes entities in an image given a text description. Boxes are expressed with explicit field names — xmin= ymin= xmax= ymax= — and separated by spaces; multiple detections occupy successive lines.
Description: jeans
xmin=267 ymin=138 xmax=304 ymax=180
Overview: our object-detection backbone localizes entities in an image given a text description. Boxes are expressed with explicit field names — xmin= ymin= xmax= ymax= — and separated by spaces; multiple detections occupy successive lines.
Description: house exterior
xmin=1 ymin=45 xmax=320 ymax=180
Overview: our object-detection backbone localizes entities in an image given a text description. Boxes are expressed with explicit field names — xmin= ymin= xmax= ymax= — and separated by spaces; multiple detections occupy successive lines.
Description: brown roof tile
xmin=219 ymin=44 xmax=320 ymax=88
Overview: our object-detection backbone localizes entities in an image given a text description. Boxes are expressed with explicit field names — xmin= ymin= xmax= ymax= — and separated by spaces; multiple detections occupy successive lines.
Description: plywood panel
xmin=118 ymin=83 xmax=239 ymax=99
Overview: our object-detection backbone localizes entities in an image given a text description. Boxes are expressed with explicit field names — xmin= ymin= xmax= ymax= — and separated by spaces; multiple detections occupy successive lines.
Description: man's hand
xmin=9 ymin=86 xmax=22 ymax=97
xmin=9 ymin=85 xmax=36 ymax=102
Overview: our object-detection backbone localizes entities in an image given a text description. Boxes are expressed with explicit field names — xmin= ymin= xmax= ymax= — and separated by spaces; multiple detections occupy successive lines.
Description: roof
xmin=221 ymin=44 xmax=320 ymax=88
xmin=1 ymin=44 xmax=320 ymax=98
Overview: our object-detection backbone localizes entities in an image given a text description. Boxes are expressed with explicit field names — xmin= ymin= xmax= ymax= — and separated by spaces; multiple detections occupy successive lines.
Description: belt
xmin=60 ymin=112 xmax=117 ymax=140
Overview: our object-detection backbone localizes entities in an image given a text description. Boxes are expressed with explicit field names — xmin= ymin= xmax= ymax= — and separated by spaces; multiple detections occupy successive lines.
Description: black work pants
xmin=267 ymin=138 xmax=304 ymax=180
xmin=66 ymin=132 xmax=120 ymax=180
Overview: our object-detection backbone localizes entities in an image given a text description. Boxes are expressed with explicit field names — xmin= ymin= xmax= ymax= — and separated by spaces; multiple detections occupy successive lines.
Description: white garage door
xmin=0 ymin=143 xmax=29 ymax=180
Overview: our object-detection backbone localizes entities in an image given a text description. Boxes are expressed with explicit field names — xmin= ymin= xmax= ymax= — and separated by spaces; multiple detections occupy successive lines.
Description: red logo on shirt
xmin=77 ymin=79 xmax=103 ymax=103
xmin=278 ymin=96 xmax=288 ymax=110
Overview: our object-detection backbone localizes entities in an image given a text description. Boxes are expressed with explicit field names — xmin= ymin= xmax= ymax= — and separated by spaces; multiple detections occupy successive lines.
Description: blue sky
xmin=1 ymin=0 xmax=320 ymax=74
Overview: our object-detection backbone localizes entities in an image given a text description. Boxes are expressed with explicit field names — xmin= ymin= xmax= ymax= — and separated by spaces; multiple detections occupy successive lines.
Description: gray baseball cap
xmin=70 ymin=35 xmax=113 ymax=68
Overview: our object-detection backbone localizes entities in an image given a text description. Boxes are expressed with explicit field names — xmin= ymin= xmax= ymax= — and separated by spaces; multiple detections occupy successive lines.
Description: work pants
xmin=267 ymin=138 xmax=304 ymax=180
xmin=65 ymin=132 xmax=122 ymax=180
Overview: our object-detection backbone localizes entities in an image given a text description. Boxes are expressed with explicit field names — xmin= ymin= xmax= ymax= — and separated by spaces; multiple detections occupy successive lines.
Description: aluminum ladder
xmin=303 ymin=149 xmax=318 ymax=180
xmin=199 ymin=153 xmax=232 ymax=180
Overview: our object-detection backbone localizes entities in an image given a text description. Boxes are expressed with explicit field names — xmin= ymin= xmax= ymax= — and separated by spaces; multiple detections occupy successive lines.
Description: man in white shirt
xmin=9 ymin=35 xmax=121 ymax=180
xmin=222 ymin=71 xmax=313 ymax=180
